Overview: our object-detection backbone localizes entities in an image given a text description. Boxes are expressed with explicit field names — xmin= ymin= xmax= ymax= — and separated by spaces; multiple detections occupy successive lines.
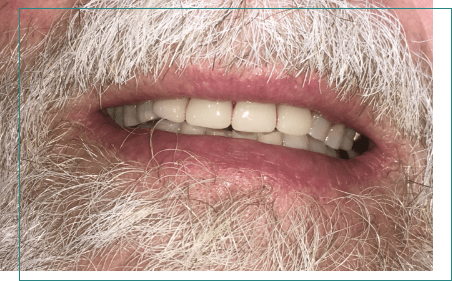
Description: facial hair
xmin=0 ymin=0 xmax=432 ymax=270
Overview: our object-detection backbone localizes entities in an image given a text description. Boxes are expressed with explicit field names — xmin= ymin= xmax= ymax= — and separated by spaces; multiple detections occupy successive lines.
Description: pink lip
xmin=69 ymin=64 xmax=401 ymax=197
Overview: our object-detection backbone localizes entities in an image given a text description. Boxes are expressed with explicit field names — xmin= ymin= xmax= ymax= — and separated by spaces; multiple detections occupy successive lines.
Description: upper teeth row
xmin=106 ymin=98 xmax=357 ymax=152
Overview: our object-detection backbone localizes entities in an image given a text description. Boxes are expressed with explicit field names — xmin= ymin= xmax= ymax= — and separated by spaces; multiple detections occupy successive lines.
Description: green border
xmin=0 ymin=0 xmax=446 ymax=280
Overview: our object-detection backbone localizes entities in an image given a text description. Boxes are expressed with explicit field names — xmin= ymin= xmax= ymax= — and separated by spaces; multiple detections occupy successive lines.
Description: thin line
xmin=19 ymin=7 xmax=444 ymax=10
xmin=18 ymin=7 xmax=21 ymax=279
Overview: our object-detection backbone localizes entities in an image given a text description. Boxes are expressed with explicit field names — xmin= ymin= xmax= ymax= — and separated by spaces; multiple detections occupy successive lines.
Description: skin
xmin=1 ymin=0 xmax=433 ymax=271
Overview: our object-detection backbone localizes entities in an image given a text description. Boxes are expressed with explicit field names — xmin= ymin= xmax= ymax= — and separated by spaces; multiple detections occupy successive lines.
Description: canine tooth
xmin=276 ymin=105 xmax=311 ymax=136
xmin=155 ymin=120 xmax=181 ymax=133
xmin=180 ymin=122 xmax=206 ymax=135
xmin=232 ymin=130 xmax=258 ymax=141
xmin=308 ymin=113 xmax=331 ymax=141
xmin=123 ymin=104 xmax=140 ymax=127
xmin=114 ymin=106 xmax=124 ymax=127
xmin=137 ymin=100 xmax=158 ymax=123
xmin=186 ymin=98 xmax=232 ymax=129
xmin=153 ymin=98 xmax=188 ymax=123
xmin=324 ymin=124 xmax=345 ymax=149
xmin=206 ymin=129 xmax=232 ymax=137
xmin=308 ymin=136 xmax=327 ymax=155
xmin=232 ymin=101 xmax=276 ymax=133
xmin=257 ymin=131 xmax=283 ymax=146
xmin=106 ymin=107 xmax=115 ymax=119
xmin=339 ymin=128 xmax=356 ymax=151
xmin=282 ymin=134 xmax=309 ymax=150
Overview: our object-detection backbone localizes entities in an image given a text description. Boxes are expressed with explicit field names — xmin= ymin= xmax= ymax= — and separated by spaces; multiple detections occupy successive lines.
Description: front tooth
xmin=276 ymin=105 xmax=311 ymax=136
xmin=282 ymin=134 xmax=309 ymax=150
xmin=153 ymin=98 xmax=188 ymax=123
xmin=232 ymin=130 xmax=258 ymax=140
xmin=186 ymin=98 xmax=232 ymax=129
xmin=347 ymin=150 xmax=358 ymax=159
xmin=324 ymin=124 xmax=345 ymax=149
xmin=308 ymin=113 xmax=331 ymax=141
xmin=232 ymin=101 xmax=276 ymax=133
xmin=206 ymin=129 xmax=232 ymax=137
xmin=114 ymin=106 xmax=124 ymax=127
xmin=107 ymin=107 xmax=115 ymax=119
xmin=137 ymin=101 xmax=158 ymax=123
xmin=180 ymin=122 xmax=206 ymax=135
xmin=155 ymin=120 xmax=181 ymax=133
xmin=123 ymin=104 xmax=140 ymax=127
xmin=308 ymin=136 xmax=327 ymax=155
xmin=257 ymin=131 xmax=283 ymax=146
xmin=339 ymin=128 xmax=356 ymax=151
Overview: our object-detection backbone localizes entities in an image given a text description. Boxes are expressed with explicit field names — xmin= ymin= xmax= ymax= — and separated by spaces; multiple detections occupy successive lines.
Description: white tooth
xmin=326 ymin=146 xmax=338 ymax=158
xmin=257 ymin=131 xmax=283 ymax=146
xmin=186 ymin=98 xmax=232 ymax=129
xmin=155 ymin=120 xmax=181 ymax=133
xmin=308 ymin=113 xmax=331 ymax=141
xmin=123 ymin=104 xmax=140 ymax=127
xmin=339 ymin=128 xmax=356 ymax=151
xmin=232 ymin=101 xmax=276 ymax=133
xmin=276 ymin=105 xmax=311 ymax=136
xmin=308 ymin=136 xmax=327 ymax=155
xmin=206 ymin=129 xmax=232 ymax=137
xmin=107 ymin=107 xmax=115 ymax=119
xmin=232 ymin=130 xmax=258 ymax=141
xmin=180 ymin=122 xmax=206 ymax=135
xmin=347 ymin=150 xmax=358 ymax=159
xmin=282 ymin=134 xmax=309 ymax=150
xmin=137 ymin=100 xmax=158 ymax=123
xmin=153 ymin=98 xmax=188 ymax=123
xmin=324 ymin=124 xmax=345 ymax=149
xmin=114 ymin=106 xmax=124 ymax=127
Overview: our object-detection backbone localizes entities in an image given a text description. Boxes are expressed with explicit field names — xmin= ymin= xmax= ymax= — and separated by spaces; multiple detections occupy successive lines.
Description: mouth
xmin=66 ymin=63 xmax=403 ymax=198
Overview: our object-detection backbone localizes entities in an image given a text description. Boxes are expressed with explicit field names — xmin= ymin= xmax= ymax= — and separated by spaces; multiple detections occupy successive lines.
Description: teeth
xmin=106 ymin=99 xmax=365 ymax=159
xmin=123 ymin=104 xmax=140 ymax=127
xmin=232 ymin=130 xmax=258 ymax=140
xmin=180 ymin=121 xmax=206 ymax=135
xmin=137 ymin=101 xmax=158 ymax=123
xmin=186 ymin=98 xmax=232 ymax=129
xmin=257 ymin=131 xmax=283 ymax=146
xmin=308 ymin=113 xmax=331 ymax=141
xmin=324 ymin=124 xmax=345 ymax=149
xmin=232 ymin=101 xmax=276 ymax=133
xmin=107 ymin=107 xmax=115 ymax=120
xmin=276 ymin=105 xmax=312 ymax=136
xmin=206 ymin=129 xmax=232 ymax=137
xmin=155 ymin=120 xmax=181 ymax=133
xmin=153 ymin=98 xmax=188 ymax=123
xmin=308 ymin=136 xmax=327 ymax=155
xmin=282 ymin=134 xmax=309 ymax=150
xmin=325 ymin=146 xmax=338 ymax=158
xmin=114 ymin=106 xmax=124 ymax=127
xmin=339 ymin=128 xmax=356 ymax=151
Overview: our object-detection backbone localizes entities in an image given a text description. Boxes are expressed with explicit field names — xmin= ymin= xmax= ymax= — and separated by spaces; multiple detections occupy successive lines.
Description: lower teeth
xmin=106 ymin=110 xmax=369 ymax=160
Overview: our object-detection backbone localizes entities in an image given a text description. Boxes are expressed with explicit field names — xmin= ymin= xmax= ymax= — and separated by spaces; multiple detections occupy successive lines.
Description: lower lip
xmin=78 ymin=110 xmax=391 ymax=198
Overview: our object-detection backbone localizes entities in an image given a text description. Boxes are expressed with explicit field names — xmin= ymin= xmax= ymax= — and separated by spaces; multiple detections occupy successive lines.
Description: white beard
xmin=0 ymin=0 xmax=432 ymax=270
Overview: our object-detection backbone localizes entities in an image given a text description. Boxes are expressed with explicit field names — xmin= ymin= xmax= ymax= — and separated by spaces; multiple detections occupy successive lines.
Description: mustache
xmin=16 ymin=125 xmax=432 ymax=270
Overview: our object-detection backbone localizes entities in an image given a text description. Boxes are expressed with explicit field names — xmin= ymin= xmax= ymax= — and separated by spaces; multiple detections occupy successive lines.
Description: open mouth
xmin=68 ymin=64 xmax=402 ymax=197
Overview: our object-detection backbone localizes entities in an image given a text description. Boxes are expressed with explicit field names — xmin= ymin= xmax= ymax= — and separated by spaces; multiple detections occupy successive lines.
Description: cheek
xmin=0 ymin=0 xmax=79 ymax=50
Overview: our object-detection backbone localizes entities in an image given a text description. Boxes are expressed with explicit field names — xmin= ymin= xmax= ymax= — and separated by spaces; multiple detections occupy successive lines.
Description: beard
xmin=0 ymin=0 xmax=432 ymax=271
